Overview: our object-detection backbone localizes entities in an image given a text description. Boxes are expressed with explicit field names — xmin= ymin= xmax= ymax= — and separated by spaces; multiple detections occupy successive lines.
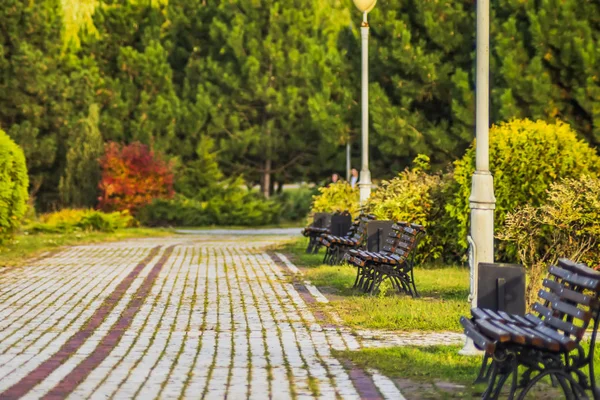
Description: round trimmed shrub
xmin=0 ymin=129 xmax=29 ymax=242
xmin=446 ymin=119 xmax=600 ymax=252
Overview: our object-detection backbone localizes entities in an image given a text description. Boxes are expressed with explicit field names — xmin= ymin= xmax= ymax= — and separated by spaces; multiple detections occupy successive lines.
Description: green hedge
xmin=272 ymin=186 xmax=317 ymax=222
xmin=0 ymin=129 xmax=29 ymax=243
xmin=138 ymin=189 xmax=281 ymax=227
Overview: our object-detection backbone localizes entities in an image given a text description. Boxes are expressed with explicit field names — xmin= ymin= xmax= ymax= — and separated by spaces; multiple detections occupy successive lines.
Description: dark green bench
xmin=318 ymin=213 xmax=374 ymax=265
xmin=346 ymin=222 xmax=425 ymax=297
xmin=460 ymin=258 xmax=600 ymax=399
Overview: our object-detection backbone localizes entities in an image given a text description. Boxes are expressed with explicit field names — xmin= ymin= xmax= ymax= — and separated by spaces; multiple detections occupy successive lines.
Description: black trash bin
xmin=366 ymin=220 xmax=395 ymax=252
xmin=477 ymin=262 xmax=526 ymax=316
xmin=313 ymin=212 xmax=332 ymax=229
xmin=330 ymin=213 xmax=352 ymax=237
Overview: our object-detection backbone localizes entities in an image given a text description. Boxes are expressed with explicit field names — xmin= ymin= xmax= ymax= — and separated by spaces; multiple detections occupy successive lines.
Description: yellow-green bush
xmin=498 ymin=176 xmax=600 ymax=307
xmin=365 ymin=155 xmax=445 ymax=261
xmin=29 ymin=209 xmax=134 ymax=233
xmin=0 ymin=129 xmax=29 ymax=243
xmin=310 ymin=181 xmax=360 ymax=218
xmin=447 ymin=119 xmax=600 ymax=251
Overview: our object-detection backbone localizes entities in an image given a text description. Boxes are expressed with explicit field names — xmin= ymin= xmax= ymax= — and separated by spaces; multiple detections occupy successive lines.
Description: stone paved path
xmin=0 ymin=236 xmax=410 ymax=400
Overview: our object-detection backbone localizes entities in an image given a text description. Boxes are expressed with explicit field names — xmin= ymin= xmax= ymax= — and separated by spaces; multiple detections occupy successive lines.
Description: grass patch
xmin=336 ymin=345 xmax=481 ymax=385
xmin=280 ymin=237 xmax=470 ymax=331
xmin=338 ymin=344 xmax=600 ymax=399
xmin=0 ymin=228 xmax=173 ymax=267
xmin=277 ymin=237 xmax=324 ymax=268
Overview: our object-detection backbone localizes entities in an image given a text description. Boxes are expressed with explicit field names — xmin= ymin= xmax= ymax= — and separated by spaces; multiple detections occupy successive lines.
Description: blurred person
xmin=350 ymin=168 xmax=358 ymax=188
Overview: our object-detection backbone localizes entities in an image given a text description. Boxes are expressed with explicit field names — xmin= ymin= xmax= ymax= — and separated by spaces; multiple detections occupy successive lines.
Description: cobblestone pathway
xmin=0 ymin=236 xmax=408 ymax=400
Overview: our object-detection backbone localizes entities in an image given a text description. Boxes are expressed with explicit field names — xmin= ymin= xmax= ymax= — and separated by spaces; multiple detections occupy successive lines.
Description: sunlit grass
xmin=280 ymin=237 xmax=470 ymax=331
xmin=338 ymin=343 xmax=600 ymax=399
xmin=336 ymin=345 xmax=481 ymax=384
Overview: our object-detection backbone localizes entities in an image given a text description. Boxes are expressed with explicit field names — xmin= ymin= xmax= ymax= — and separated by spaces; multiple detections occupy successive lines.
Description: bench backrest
xmin=533 ymin=258 xmax=600 ymax=343
xmin=381 ymin=222 xmax=426 ymax=263
xmin=346 ymin=213 xmax=375 ymax=242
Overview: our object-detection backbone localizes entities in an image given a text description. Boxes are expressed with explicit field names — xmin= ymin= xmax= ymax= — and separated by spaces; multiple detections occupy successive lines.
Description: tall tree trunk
xmin=262 ymin=158 xmax=271 ymax=199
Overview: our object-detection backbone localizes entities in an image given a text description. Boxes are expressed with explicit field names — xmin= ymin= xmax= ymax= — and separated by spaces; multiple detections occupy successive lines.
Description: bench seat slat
xmin=516 ymin=325 xmax=561 ymax=352
xmin=511 ymin=314 xmax=537 ymax=327
xmin=460 ymin=316 xmax=496 ymax=354
xmin=473 ymin=319 xmax=511 ymax=343
xmin=471 ymin=308 xmax=495 ymax=321
xmin=497 ymin=311 xmax=523 ymax=325
xmin=534 ymin=325 xmax=577 ymax=351
xmin=489 ymin=321 xmax=526 ymax=344
xmin=506 ymin=323 xmax=544 ymax=347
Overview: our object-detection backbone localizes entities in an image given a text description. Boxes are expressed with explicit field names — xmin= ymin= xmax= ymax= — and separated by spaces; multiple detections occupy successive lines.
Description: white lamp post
xmin=352 ymin=0 xmax=377 ymax=204
xmin=459 ymin=0 xmax=496 ymax=355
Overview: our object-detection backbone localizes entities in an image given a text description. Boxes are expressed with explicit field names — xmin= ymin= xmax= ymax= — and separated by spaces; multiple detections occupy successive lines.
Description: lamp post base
xmin=459 ymin=337 xmax=483 ymax=356
xmin=359 ymin=169 xmax=371 ymax=205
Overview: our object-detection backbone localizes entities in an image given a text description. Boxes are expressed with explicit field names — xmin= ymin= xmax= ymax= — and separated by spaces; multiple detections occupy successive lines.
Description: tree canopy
xmin=1 ymin=0 xmax=599 ymax=210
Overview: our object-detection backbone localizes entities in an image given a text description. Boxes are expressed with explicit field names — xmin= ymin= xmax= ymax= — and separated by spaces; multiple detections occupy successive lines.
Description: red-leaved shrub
xmin=98 ymin=142 xmax=174 ymax=213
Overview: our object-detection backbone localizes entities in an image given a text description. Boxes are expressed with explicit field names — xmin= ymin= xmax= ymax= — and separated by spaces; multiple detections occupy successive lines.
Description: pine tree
xmin=82 ymin=1 xmax=180 ymax=152
xmin=59 ymin=104 xmax=104 ymax=208
xmin=177 ymin=0 xmax=354 ymax=196
xmin=174 ymin=135 xmax=224 ymax=200
xmin=365 ymin=0 xmax=475 ymax=171
xmin=492 ymin=0 xmax=600 ymax=146
xmin=0 ymin=0 xmax=99 ymax=209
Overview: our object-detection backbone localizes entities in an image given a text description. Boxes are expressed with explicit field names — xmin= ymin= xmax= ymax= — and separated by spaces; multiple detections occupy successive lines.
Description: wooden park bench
xmin=318 ymin=213 xmax=375 ymax=265
xmin=460 ymin=258 xmax=600 ymax=399
xmin=345 ymin=222 xmax=425 ymax=297
xmin=301 ymin=212 xmax=332 ymax=253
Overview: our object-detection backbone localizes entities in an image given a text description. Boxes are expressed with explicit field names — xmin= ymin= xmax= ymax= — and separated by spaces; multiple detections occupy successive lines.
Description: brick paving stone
xmin=0 ymin=235 xmax=417 ymax=399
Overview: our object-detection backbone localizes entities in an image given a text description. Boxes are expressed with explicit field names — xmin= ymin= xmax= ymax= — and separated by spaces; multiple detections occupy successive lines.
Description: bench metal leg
xmin=409 ymin=268 xmax=420 ymax=298
xmin=358 ymin=267 xmax=371 ymax=292
xmin=306 ymin=237 xmax=314 ymax=254
xmin=323 ymin=247 xmax=331 ymax=264
xmin=475 ymin=353 xmax=493 ymax=384
xmin=312 ymin=241 xmax=321 ymax=254
xmin=353 ymin=266 xmax=363 ymax=288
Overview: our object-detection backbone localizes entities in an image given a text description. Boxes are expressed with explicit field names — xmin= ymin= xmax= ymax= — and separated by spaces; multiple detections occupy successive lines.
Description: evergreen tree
xmin=174 ymin=135 xmax=224 ymax=200
xmin=59 ymin=104 xmax=103 ymax=208
xmin=492 ymin=0 xmax=600 ymax=146
xmin=0 ymin=0 xmax=99 ymax=209
xmin=178 ymin=0 xmax=353 ymax=196
xmin=365 ymin=0 xmax=475 ymax=171
xmin=82 ymin=1 xmax=180 ymax=152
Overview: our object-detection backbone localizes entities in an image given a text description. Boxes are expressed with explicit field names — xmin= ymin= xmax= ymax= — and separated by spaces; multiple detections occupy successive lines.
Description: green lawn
xmin=280 ymin=238 xmax=470 ymax=331
xmin=0 ymin=228 xmax=173 ymax=267
xmin=338 ymin=342 xmax=600 ymax=399
xmin=336 ymin=345 xmax=481 ymax=385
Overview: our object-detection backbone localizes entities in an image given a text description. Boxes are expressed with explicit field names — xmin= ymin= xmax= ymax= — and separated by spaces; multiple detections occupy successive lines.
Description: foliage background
xmin=2 ymin=0 xmax=600 ymax=213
